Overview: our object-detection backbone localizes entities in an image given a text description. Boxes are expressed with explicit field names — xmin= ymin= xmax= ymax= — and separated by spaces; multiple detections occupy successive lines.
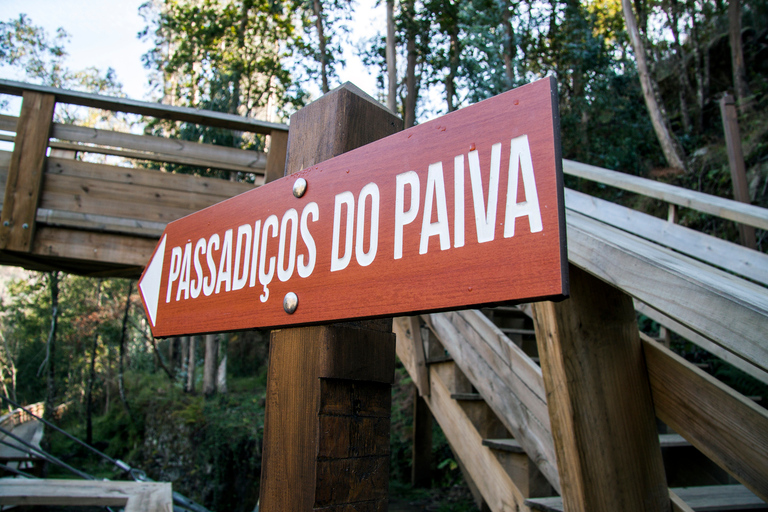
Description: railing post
xmin=259 ymin=84 xmax=402 ymax=511
xmin=1 ymin=91 xmax=55 ymax=252
xmin=263 ymin=128 xmax=288 ymax=184
xmin=720 ymin=93 xmax=757 ymax=249
xmin=532 ymin=264 xmax=669 ymax=511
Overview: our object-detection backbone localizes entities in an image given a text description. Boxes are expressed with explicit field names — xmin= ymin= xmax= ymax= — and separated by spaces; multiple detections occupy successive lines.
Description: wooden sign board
xmin=139 ymin=78 xmax=567 ymax=337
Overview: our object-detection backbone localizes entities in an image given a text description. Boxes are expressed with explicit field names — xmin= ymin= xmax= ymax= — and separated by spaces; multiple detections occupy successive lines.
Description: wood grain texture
xmin=394 ymin=332 xmax=530 ymax=512
xmin=635 ymin=300 xmax=768 ymax=385
xmin=265 ymin=128 xmax=289 ymax=183
xmin=566 ymin=189 xmax=768 ymax=286
xmin=143 ymin=79 xmax=567 ymax=337
xmin=0 ymin=479 xmax=172 ymax=512
xmin=0 ymin=78 xmax=288 ymax=135
xmin=50 ymin=122 xmax=268 ymax=172
xmin=260 ymin=83 xmax=399 ymax=512
xmin=643 ymin=333 xmax=768 ymax=501
xmin=567 ymin=209 xmax=768 ymax=374
xmin=408 ymin=317 xmax=430 ymax=397
xmin=0 ymin=91 xmax=55 ymax=251
xmin=563 ymin=159 xmax=768 ymax=230
xmin=531 ymin=265 xmax=668 ymax=512
xmin=420 ymin=311 xmax=559 ymax=491
xmin=32 ymin=226 xmax=157 ymax=267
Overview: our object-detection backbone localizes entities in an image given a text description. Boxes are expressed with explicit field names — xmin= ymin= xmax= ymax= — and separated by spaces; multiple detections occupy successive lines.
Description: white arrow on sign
xmin=139 ymin=234 xmax=167 ymax=327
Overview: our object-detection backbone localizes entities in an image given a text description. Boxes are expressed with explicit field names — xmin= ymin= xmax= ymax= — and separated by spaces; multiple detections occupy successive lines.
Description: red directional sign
xmin=139 ymin=78 xmax=567 ymax=337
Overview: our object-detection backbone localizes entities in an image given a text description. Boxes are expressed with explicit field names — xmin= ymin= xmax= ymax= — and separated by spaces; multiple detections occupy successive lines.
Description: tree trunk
xmin=404 ymin=0 xmax=418 ymax=128
xmin=216 ymin=334 xmax=228 ymax=394
xmin=43 ymin=272 xmax=59 ymax=425
xmin=86 ymin=280 xmax=103 ymax=446
xmin=186 ymin=335 xmax=197 ymax=393
xmin=446 ymin=22 xmax=459 ymax=112
xmin=181 ymin=336 xmax=189 ymax=382
xmin=666 ymin=0 xmax=693 ymax=133
xmin=386 ymin=0 xmax=397 ymax=113
xmin=118 ymin=281 xmax=133 ymax=417
xmin=501 ymin=0 xmax=515 ymax=88
xmin=622 ymin=0 xmax=686 ymax=171
xmin=203 ymin=334 xmax=218 ymax=396
xmin=313 ymin=0 xmax=329 ymax=94
xmin=729 ymin=0 xmax=752 ymax=112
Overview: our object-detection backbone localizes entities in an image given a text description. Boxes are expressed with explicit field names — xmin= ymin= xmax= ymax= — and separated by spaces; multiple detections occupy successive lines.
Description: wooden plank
xmin=531 ymin=264 xmax=669 ymax=512
xmin=32 ymin=226 xmax=157 ymax=268
xmin=36 ymin=208 xmax=165 ymax=238
xmin=420 ymin=311 xmax=559 ymax=492
xmin=51 ymin=122 xmax=268 ymax=172
xmin=0 ymin=478 xmax=172 ymax=512
xmin=0 ymin=78 xmax=288 ymax=135
xmin=399 ymin=349 xmax=531 ymax=511
xmin=635 ymin=301 xmax=768 ymax=385
xmin=260 ymin=83 xmax=400 ymax=512
xmin=0 ymin=91 xmax=55 ymax=252
xmin=720 ymin=94 xmax=756 ymax=249
xmin=563 ymin=159 xmax=768 ymax=230
xmin=643 ymin=334 xmax=768 ymax=501
xmin=40 ymin=174 xmax=232 ymax=224
xmin=408 ymin=317 xmax=430 ymax=397
xmin=46 ymin=157 xmax=253 ymax=198
xmin=411 ymin=390 xmax=433 ymax=487
xmin=567 ymin=210 xmax=768 ymax=374
xmin=566 ymin=189 xmax=768 ymax=286
xmin=264 ymin=128 xmax=289 ymax=183
xmin=0 ymin=114 xmax=16 ymax=132
xmin=527 ymin=486 xmax=765 ymax=512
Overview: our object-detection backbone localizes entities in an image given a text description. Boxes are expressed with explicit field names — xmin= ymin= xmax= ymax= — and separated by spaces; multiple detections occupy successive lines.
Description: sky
xmin=2 ymin=0 xmax=383 ymax=104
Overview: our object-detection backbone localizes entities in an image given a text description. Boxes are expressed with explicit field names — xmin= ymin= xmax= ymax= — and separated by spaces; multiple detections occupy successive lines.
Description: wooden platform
xmin=0 ymin=478 xmax=172 ymax=512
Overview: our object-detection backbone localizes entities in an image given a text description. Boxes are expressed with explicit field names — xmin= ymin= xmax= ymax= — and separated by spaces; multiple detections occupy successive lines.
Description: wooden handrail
xmin=0 ymin=78 xmax=289 ymax=135
xmin=563 ymin=159 xmax=768 ymax=231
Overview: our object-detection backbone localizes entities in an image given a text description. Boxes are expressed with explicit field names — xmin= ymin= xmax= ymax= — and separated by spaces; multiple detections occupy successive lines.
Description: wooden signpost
xmin=138 ymin=77 xmax=567 ymax=337
xmin=139 ymin=78 xmax=566 ymax=511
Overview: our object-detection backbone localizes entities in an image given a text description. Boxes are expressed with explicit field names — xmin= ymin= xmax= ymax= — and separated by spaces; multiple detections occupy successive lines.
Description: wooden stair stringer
xmin=395 ymin=318 xmax=531 ymax=512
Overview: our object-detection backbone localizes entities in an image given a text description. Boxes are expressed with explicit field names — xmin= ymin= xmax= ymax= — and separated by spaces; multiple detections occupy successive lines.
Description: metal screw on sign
xmin=293 ymin=178 xmax=307 ymax=198
xmin=283 ymin=292 xmax=298 ymax=314
xmin=22 ymin=223 xmax=29 ymax=229
xmin=2 ymin=221 xmax=8 ymax=227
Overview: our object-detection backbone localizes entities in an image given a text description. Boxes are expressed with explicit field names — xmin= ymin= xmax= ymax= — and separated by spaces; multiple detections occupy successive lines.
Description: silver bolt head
xmin=283 ymin=292 xmax=298 ymax=314
xmin=2 ymin=221 xmax=8 ymax=227
xmin=292 ymin=177 xmax=307 ymax=198
xmin=22 ymin=223 xmax=29 ymax=229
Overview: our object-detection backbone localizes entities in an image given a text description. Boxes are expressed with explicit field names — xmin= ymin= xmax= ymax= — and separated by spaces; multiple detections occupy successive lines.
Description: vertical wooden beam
xmin=0 ymin=92 xmax=55 ymax=252
xmin=720 ymin=93 xmax=756 ymax=249
xmin=531 ymin=265 xmax=669 ymax=512
xmin=260 ymin=83 xmax=402 ymax=512
xmin=263 ymin=128 xmax=289 ymax=184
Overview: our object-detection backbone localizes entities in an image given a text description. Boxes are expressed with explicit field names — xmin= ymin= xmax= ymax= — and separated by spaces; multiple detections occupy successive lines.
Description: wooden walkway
xmin=1 ymin=79 xmax=767 ymax=511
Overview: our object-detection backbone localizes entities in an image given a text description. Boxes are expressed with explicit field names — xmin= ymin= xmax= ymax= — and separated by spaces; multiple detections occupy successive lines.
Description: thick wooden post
xmin=531 ymin=265 xmax=669 ymax=512
xmin=263 ymin=128 xmax=289 ymax=184
xmin=720 ymin=93 xmax=756 ymax=249
xmin=1 ymin=91 xmax=55 ymax=252
xmin=259 ymin=84 xmax=402 ymax=511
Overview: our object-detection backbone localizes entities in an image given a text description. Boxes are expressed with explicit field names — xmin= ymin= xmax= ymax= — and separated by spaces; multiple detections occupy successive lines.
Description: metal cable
xmin=0 ymin=425 xmax=93 ymax=480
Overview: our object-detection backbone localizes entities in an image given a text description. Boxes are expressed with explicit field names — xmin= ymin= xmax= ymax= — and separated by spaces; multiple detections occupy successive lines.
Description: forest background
xmin=1 ymin=0 xmax=767 ymax=510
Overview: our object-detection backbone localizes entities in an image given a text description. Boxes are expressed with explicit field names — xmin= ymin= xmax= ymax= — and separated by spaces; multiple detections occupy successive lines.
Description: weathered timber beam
xmin=643 ymin=333 xmax=768 ymax=501
xmin=421 ymin=311 xmax=558 ymax=492
xmin=567 ymin=210 xmax=768 ymax=374
xmin=564 ymin=159 xmax=768 ymax=230
xmin=0 ymin=92 xmax=55 ymax=252
xmin=531 ymin=264 xmax=668 ymax=512
xmin=566 ymin=189 xmax=768 ymax=286
xmin=0 ymin=78 xmax=288 ymax=135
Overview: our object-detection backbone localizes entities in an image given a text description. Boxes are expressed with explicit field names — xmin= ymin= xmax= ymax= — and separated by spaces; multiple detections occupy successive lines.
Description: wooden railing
xmin=0 ymin=79 xmax=289 ymax=277
xmin=395 ymin=161 xmax=768 ymax=511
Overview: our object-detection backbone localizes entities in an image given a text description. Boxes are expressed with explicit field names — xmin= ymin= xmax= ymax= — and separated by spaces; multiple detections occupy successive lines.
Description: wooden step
xmin=451 ymin=393 xmax=484 ymax=401
xmin=526 ymin=485 xmax=766 ymax=512
xmin=425 ymin=354 xmax=453 ymax=364
xmin=483 ymin=438 xmax=525 ymax=454
xmin=500 ymin=327 xmax=537 ymax=336
xmin=484 ymin=434 xmax=690 ymax=455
